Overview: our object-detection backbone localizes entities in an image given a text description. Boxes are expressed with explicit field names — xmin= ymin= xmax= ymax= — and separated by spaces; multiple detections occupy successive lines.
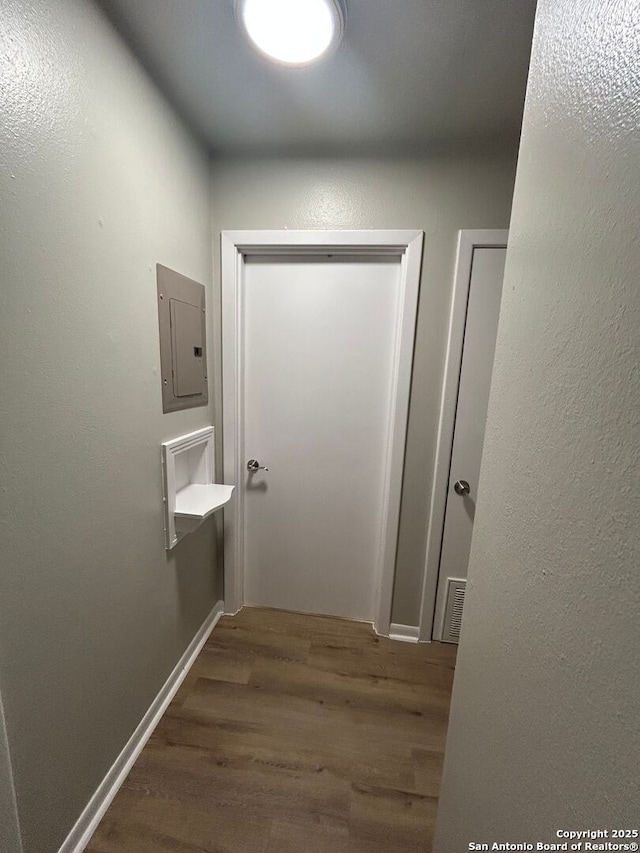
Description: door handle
xmin=454 ymin=479 xmax=470 ymax=496
xmin=247 ymin=459 xmax=269 ymax=472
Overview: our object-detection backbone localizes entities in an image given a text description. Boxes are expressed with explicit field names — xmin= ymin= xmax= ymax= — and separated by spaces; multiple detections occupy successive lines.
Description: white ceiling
xmin=98 ymin=0 xmax=537 ymax=156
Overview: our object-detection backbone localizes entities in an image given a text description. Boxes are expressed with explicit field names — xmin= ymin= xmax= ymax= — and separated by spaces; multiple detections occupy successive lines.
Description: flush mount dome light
xmin=238 ymin=0 xmax=345 ymax=66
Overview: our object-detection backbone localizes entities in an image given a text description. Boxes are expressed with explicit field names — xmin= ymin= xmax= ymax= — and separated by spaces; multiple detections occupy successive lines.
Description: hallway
xmin=86 ymin=608 xmax=457 ymax=852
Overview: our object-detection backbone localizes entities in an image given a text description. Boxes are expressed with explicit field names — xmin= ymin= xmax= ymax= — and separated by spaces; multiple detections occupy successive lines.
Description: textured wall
xmin=435 ymin=0 xmax=640 ymax=847
xmin=0 ymin=1 xmax=218 ymax=850
xmin=209 ymin=154 xmax=517 ymax=626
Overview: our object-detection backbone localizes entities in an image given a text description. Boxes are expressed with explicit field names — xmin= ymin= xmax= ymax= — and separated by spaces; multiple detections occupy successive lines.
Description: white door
xmin=241 ymin=254 xmax=404 ymax=621
xmin=433 ymin=246 xmax=506 ymax=639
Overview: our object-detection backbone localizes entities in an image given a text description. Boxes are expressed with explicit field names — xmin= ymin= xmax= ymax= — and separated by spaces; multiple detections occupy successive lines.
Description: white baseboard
xmin=58 ymin=599 xmax=225 ymax=853
xmin=389 ymin=622 xmax=420 ymax=643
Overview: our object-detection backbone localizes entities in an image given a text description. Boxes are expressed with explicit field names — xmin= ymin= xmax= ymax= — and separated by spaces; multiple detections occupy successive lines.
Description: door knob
xmin=247 ymin=459 xmax=269 ymax=472
xmin=454 ymin=479 xmax=470 ymax=496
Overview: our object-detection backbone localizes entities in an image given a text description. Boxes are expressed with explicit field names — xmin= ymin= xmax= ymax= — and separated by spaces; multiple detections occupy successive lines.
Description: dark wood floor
xmin=86 ymin=607 xmax=457 ymax=853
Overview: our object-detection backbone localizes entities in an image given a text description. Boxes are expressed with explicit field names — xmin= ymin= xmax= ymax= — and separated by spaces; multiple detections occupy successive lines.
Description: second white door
xmin=243 ymin=253 xmax=403 ymax=621
xmin=434 ymin=245 xmax=507 ymax=638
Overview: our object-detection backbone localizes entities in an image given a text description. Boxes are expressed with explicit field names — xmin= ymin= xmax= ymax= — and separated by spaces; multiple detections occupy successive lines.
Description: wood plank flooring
xmin=86 ymin=607 xmax=457 ymax=853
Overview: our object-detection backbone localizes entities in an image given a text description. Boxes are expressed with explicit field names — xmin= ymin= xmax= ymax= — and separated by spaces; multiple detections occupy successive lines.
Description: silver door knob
xmin=454 ymin=479 xmax=470 ymax=496
xmin=247 ymin=459 xmax=269 ymax=472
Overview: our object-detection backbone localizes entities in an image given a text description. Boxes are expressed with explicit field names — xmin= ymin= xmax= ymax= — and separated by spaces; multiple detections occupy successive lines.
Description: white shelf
xmin=161 ymin=426 xmax=235 ymax=549
xmin=175 ymin=484 xmax=234 ymax=524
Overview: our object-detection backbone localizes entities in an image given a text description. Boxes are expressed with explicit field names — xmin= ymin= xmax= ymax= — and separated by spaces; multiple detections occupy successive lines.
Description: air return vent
xmin=442 ymin=579 xmax=467 ymax=644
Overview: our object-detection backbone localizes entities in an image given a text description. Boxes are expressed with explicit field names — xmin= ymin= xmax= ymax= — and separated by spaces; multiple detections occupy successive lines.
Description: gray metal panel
xmin=170 ymin=298 xmax=204 ymax=397
xmin=157 ymin=264 xmax=208 ymax=413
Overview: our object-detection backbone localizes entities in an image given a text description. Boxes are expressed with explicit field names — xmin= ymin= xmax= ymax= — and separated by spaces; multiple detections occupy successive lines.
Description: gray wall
xmin=435 ymin=0 xmax=640 ymax=847
xmin=210 ymin=154 xmax=517 ymax=626
xmin=0 ymin=1 xmax=219 ymax=850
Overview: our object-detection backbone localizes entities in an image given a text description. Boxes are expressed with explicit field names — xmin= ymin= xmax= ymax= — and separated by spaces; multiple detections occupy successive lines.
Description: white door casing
xmin=221 ymin=231 xmax=423 ymax=636
xmin=419 ymin=230 xmax=508 ymax=642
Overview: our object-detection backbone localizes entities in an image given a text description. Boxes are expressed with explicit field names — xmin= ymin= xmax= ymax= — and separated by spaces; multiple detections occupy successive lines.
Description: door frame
xmin=418 ymin=229 xmax=508 ymax=641
xmin=221 ymin=230 xmax=424 ymax=635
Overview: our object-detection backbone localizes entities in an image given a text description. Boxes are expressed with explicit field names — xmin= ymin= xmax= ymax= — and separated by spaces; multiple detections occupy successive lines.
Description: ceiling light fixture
xmin=238 ymin=0 xmax=345 ymax=67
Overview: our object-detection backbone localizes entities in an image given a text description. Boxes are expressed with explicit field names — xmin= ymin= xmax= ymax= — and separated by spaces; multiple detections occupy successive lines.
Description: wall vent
xmin=442 ymin=579 xmax=467 ymax=644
